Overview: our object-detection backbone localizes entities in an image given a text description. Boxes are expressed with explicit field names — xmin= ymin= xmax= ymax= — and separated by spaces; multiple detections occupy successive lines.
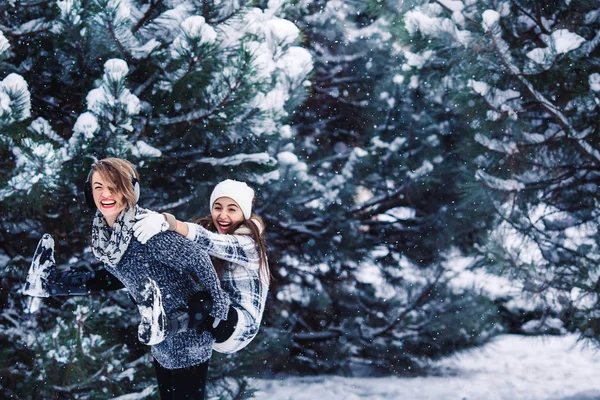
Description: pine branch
xmin=132 ymin=0 xmax=164 ymax=34
xmin=313 ymin=85 xmax=366 ymax=107
xmin=360 ymin=263 xmax=446 ymax=340
xmin=486 ymin=26 xmax=600 ymax=167
xmin=51 ymin=367 xmax=106 ymax=394
xmin=482 ymin=188 xmax=598 ymax=268
xmin=509 ymin=0 xmax=550 ymax=34
xmin=277 ymin=219 xmax=330 ymax=238
xmin=350 ymin=183 xmax=413 ymax=218
xmin=293 ymin=329 xmax=343 ymax=343
xmin=106 ymin=21 xmax=134 ymax=66
xmin=150 ymin=57 xmax=249 ymax=126
xmin=0 ymin=0 xmax=52 ymax=13
xmin=582 ymin=28 xmax=600 ymax=56
xmin=3 ymin=18 xmax=53 ymax=38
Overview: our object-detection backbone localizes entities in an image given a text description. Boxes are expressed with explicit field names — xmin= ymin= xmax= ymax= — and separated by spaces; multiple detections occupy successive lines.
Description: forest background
xmin=1 ymin=0 xmax=599 ymax=398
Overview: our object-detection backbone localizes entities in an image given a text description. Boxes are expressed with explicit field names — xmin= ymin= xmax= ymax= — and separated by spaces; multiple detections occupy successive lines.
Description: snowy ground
xmin=250 ymin=334 xmax=600 ymax=400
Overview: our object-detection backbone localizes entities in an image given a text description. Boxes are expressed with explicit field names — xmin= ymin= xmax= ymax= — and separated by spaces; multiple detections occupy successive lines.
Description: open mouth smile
xmin=101 ymin=200 xmax=117 ymax=208
xmin=217 ymin=220 xmax=231 ymax=230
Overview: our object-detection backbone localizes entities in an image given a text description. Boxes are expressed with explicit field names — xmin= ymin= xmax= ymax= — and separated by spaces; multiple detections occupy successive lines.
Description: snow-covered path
xmin=250 ymin=334 xmax=600 ymax=400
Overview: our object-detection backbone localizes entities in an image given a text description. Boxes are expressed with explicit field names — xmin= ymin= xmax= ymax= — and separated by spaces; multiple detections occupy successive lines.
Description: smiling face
xmin=91 ymin=171 xmax=126 ymax=227
xmin=211 ymin=197 xmax=245 ymax=234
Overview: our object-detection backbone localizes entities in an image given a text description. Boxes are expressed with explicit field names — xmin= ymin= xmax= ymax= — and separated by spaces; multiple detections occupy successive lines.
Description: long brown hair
xmin=193 ymin=214 xmax=270 ymax=283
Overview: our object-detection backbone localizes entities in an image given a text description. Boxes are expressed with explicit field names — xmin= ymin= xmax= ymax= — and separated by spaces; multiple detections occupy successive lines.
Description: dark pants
xmin=153 ymin=359 xmax=209 ymax=400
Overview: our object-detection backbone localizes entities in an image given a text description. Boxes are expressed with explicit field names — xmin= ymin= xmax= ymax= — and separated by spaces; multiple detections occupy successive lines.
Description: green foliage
xmin=249 ymin=0 xmax=505 ymax=376
xmin=397 ymin=0 xmax=600 ymax=341
xmin=1 ymin=258 xmax=156 ymax=399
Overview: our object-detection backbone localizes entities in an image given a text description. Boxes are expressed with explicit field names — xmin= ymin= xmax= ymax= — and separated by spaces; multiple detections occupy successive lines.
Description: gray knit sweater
xmin=103 ymin=231 xmax=230 ymax=369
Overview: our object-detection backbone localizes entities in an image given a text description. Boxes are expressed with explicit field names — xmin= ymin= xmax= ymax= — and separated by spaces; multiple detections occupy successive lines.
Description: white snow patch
xmin=438 ymin=0 xmax=464 ymax=12
xmin=589 ymin=73 xmax=600 ymax=92
xmin=468 ymin=79 xmax=489 ymax=96
xmin=196 ymin=152 xmax=276 ymax=167
xmin=475 ymin=169 xmax=525 ymax=192
xmin=73 ymin=112 xmax=99 ymax=139
xmin=104 ymin=58 xmax=129 ymax=81
xmin=280 ymin=124 xmax=293 ymax=139
xmin=277 ymin=151 xmax=298 ymax=166
xmin=552 ymin=29 xmax=585 ymax=54
xmin=405 ymin=5 xmax=449 ymax=37
xmin=0 ymin=31 xmax=9 ymax=55
xmin=482 ymin=10 xmax=500 ymax=31
xmin=266 ymin=18 xmax=299 ymax=46
xmin=0 ymin=73 xmax=31 ymax=120
xmin=252 ymin=334 xmax=600 ymax=400
xmin=22 ymin=235 xmax=55 ymax=298
xmin=474 ymin=133 xmax=518 ymax=154
xmin=407 ymin=160 xmax=433 ymax=179
xmin=277 ymin=46 xmax=313 ymax=85
xmin=112 ymin=385 xmax=157 ymax=400
xmin=403 ymin=50 xmax=434 ymax=69
xmin=132 ymin=140 xmax=162 ymax=158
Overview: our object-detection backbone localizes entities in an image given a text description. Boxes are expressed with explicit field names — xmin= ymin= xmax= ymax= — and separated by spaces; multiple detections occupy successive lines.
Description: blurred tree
xmin=248 ymin=0 xmax=503 ymax=375
xmin=398 ymin=0 xmax=600 ymax=341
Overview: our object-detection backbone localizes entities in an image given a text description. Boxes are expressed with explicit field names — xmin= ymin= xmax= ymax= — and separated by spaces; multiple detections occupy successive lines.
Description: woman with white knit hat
xmin=133 ymin=178 xmax=270 ymax=355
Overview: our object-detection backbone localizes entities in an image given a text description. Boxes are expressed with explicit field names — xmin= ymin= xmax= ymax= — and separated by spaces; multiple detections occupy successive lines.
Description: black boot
xmin=46 ymin=270 xmax=90 ymax=295
xmin=187 ymin=291 xmax=213 ymax=328
xmin=24 ymin=234 xmax=91 ymax=297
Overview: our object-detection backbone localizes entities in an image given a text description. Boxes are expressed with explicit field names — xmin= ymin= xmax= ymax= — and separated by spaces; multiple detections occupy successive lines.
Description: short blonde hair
xmin=90 ymin=158 xmax=140 ymax=210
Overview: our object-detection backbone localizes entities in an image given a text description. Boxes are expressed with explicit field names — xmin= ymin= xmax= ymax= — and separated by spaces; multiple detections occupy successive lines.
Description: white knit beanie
xmin=209 ymin=179 xmax=254 ymax=220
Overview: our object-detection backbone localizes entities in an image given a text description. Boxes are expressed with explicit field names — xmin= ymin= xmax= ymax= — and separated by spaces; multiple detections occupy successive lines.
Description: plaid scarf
xmin=91 ymin=205 xmax=138 ymax=267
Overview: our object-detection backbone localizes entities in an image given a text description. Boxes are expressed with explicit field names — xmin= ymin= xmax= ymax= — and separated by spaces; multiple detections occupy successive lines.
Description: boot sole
xmin=137 ymin=277 xmax=167 ymax=346
xmin=23 ymin=234 xmax=55 ymax=297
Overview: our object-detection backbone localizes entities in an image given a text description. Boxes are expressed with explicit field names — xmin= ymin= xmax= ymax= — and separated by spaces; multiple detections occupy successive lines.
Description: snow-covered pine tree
xmin=399 ymin=0 xmax=600 ymax=341
xmin=246 ymin=0 xmax=503 ymax=375
xmin=0 ymin=1 xmax=312 ymax=398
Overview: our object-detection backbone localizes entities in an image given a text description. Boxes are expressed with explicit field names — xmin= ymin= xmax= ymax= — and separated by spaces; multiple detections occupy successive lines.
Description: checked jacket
xmin=186 ymin=222 xmax=269 ymax=354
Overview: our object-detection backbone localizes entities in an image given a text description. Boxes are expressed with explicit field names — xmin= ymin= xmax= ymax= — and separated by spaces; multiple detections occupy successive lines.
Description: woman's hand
xmin=134 ymin=213 xmax=169 ymax=244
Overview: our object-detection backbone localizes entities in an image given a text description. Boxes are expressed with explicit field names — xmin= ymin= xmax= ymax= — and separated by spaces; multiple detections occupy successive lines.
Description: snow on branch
xmin=11 ymin=18 xmax=53 ymax=36
xmin=171 ymin=16 xmax=217 ymax=60
xmin=405 ymin=3 xmax=472 ymax=46
xmin=86 ymin=59 xmax=141 ymax=133
xmin=0 ymin=138 xmax=66 ymax=200
xmin=474 ymin=133 xmax=518 ymax=154
xmin=0 ymin=32 xmax=8 ymax=56
xmin=475 ymin=169 xmax=525 ymax=192
xmin=526 ymin=29 xmax=585 ymax=70
xmin=0 ymin=73 xmax=31 ymax=127
xmin=483 ymin=10 xmax=600 ymax=166
xmin=195 ymin=152 xmax=276 ymax=167
xmin=407 ymin=160 xmax=434 ymax=180
xmin=90 ymin=0 xmax=146 ymax=62
xmin=325 ymin=147 xmax=367 ymax=191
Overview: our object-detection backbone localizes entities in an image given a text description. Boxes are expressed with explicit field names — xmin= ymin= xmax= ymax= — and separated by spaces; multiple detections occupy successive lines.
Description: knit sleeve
xmin=184 ymin=223 xmax=259 ymax=269
xmin=145 ymin=231 xmax=230 ymax=320
xmin=213 ymin=265 xmax=269 ymax=354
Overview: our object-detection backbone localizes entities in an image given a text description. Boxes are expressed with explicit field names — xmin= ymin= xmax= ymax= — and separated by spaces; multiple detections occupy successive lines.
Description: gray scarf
xmin=91 ymin=205 xmax=138 ymax=267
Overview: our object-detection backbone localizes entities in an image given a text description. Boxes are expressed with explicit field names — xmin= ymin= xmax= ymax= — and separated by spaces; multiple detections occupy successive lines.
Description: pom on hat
xmin=210 ymin=180 xmax=254 ymax=219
